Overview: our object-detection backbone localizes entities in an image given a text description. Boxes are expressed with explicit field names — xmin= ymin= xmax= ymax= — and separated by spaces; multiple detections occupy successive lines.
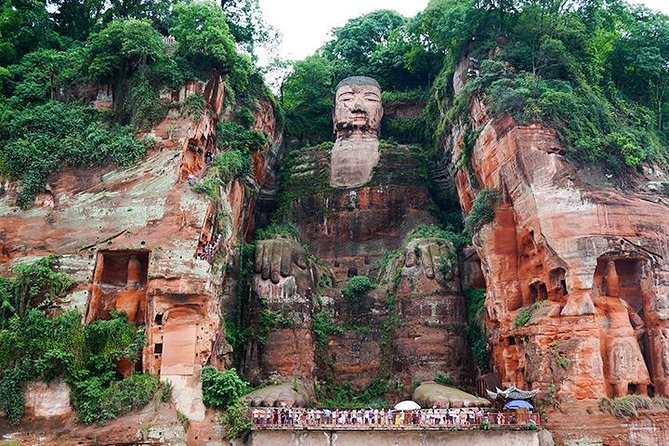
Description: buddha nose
xmin=351 ymin=95 xmax=365 ymax=112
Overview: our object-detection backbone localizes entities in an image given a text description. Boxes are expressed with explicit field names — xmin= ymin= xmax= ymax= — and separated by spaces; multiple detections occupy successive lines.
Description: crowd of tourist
xmin=196 ymin=232 xmax=223 ymax=262
xmin=249 ymin=407 xmax=540 ymax=429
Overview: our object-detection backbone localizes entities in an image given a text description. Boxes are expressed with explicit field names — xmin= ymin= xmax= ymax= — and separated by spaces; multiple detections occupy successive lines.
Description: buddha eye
xmin=338 ymin=93 xmax=354 ymax=102
xmin=365 ymin=94 xmax=380 ymax=102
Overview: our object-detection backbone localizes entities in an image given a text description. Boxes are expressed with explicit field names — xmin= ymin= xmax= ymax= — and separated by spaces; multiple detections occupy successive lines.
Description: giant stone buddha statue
xmin=243 ymin=76 xmax=472 ymax=407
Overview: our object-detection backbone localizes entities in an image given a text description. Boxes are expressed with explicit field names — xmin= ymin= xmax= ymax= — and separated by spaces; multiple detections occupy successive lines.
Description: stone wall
xmin=243 ymin=429 xmax=550 ymax=446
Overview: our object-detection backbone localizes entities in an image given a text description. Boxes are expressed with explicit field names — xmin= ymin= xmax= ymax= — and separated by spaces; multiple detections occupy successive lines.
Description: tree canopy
xmin=0 ymin=0 xmax=276 ymax=208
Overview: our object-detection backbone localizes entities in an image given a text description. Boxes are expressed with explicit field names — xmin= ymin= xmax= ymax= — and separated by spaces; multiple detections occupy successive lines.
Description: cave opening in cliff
xmin=97 ymin=250 xmax=150 ymax=288
xmin=87 ymin=250 xmax=150 ymax=327
xmin=549 ymin=267 xmax=568 ymax=298
xmin=529 ymin=281 xmax=547 ymax=304
xmin=594 ymin=255 xmax=648 ymax=315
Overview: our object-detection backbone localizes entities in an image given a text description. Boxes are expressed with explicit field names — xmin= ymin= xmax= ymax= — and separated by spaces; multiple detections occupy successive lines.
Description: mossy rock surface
xmin=412 ymin=382 xmax=490 ymax=408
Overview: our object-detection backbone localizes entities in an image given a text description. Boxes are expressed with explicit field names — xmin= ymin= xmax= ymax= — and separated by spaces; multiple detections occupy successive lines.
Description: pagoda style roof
xmin=486 ymin=386 xmax=541 ymax=401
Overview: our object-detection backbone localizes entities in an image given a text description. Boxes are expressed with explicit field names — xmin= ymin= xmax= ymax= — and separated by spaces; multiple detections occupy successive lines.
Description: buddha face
xmin=333 ymin=82 xmax=383 ymax=139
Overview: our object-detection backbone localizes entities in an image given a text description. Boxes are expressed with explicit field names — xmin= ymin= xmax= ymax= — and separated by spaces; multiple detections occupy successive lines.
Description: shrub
xmin=236 ymin=108 xmax=255 ymax=128
xmin=194 ymin=150 xmax=251 ymax=201
xmin=513 ymin=301 xmax=546 ymax=328
xmin=93 ymin=374 xmax=159 ymax=423
xmin=313 ymin=311 xmax=345 ymax=347
xmin=222 ymin=398 xmax=253 ymax=439
xmin=254 ymin=223 xmax=300 ymax=241
xmin=213 ymin=150 xmax=252 ymax=184
xmin=0 ymin=101 xmax=147 ymax=208
xmin=464 ymin=188 xmax=501 ymax=237
xmin=0 ymin=255 xmax=74 ymax=321
xmin=217 ymin=120 xmax=267 ymax=153
xmin=434 ymin=372 xmax=454 ymax=386
xmin=341 ymin=276 xmax=375 ymax=301
xmin=0 ymin=309 xmax=146 ymax=424
xmin=465 ymin=288 xmax=489 ymax=371
xmin=600 ymin=395 xmax=652 ymax=418
xmin=181 ymin=93 xmax=208 ymax=121
xmin=315 ymin=378 xmax=389 ymax=409
xmin=127 ymin=76 xmax=169 ymax=131
xmin=652 ymin=396 xmax=669 ymax=411
xmin=201 ymin=366 xmax=249 ymax=408
xmin=381 ymin=116 xmax=427 ymax=144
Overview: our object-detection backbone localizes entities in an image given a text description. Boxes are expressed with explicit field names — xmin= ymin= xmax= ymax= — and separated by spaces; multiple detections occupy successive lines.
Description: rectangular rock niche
xmin=87 ymin=250 xmax=150 ymax=326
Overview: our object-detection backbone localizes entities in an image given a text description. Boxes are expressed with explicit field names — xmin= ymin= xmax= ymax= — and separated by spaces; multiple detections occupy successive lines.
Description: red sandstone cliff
xmin=0 ymin=75 xmax=280 ymax=445
xmin=448 ymin=59 xmax=669 ymax=445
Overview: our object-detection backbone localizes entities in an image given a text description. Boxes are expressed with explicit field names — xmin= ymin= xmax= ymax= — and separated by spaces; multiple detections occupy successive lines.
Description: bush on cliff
xmin=222 ymin=398 xmax=253 ymax=439
xmin=600 ymin=395 xmax=652 ymax=418
xmin=0 ymin=0 xmax=278 ymax=209
xmin=0 ymin=308 xmax=149 ymax=424
xmin=464 ymin=188 xmax=500 ymax=237
xmin=201 ymin=366 xmax=250 ymax=408
xmin=341 ymin=276 xmax=375 ymax=302
xmin=0 ymin=100 xmax=149 ymax=208
xmin=194 ymin=149 xmax=252 ymax=200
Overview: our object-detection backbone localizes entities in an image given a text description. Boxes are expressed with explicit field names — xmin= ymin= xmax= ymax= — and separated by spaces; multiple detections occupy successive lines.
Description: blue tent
xmin=504 ymin=399 xmax=534 ymax=410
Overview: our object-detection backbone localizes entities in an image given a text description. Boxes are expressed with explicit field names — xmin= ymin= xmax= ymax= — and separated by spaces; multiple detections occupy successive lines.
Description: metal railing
xmin=249 ymin=408 xmax=541 ymax=430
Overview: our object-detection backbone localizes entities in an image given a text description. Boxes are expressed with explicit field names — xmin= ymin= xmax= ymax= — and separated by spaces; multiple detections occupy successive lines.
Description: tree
xmin=0 ymin=0 xmax=59 ymax=65
xmin=47 ymin=0 xmax=107 ymax=41
xmin=281 ymin=54 xmax=335 ymax=144
xmin=323 ymin=9 xmax=406 ymax=81
xmin=86 ymin=18 xmax=166 ymax=116
xmin=170 ymin=1 xmax=237 ymax=79
xmin=220 ymin=0 xmax=275 ymax=53
xmin=609 ymin=7 xmax=669 ymax=131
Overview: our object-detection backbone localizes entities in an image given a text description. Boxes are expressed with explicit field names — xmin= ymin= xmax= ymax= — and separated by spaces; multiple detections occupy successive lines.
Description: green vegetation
xmin=600 ymin=395 xmax=653 ymax=417
xmin=513 ymin=301 xmax=546 ymax=328
xmin=85 ymin=373 xmax=160 ymax=423
xmin=421 ymin=0 xmax=669 ymax=171
xmin=181 ymin=93 xmax=209 ymax=121
xmin=254 ymin=223 xmax=300 ymax=242
xmin=222 ymin=398 xmax=253 ymax=439
xmin=201 ymin=366 xmax=250 ymax=408
xmin=434 ymin=372 xmax=454 ymax=386
xmin=382 ymin=116 xmax=428 ymax=145
xmin=0 ymin=257 xmax=160 ymax=424
xmin=217 ymin=121 xmax=268 ymax=153
xmin=313 ymin=310 xmax=345 ymax=347
xmin=316 ymin=378 xmax=390 ymax=409
xmin=341 ymin=276 xmax=375 ymax=302
xmin=0 ymin=100 xmax=148 ymax=208
xmin=273 ymin=142 xmax=334 ymax=222
xmin=464 ymin=288 xmax=490 ymax=372
xmin=0 ymin=255 xmax=73 ymax=320
xmin=225 ymin=243 xmax=255 ymax=369
xmin=0 ymin=0 xmax=277 ymax=209
xmin=283 ymin=0 xmax=669 ymax=172
xmin=550 ymin=341 xmax=570 ymax=369
xmin=281 ymin=9 xmax=441 ymax=145
xmin=600 ymin=395 xmax=669 ymax=417
xmin=464 ymin=188 xmax=500 ymax=236
xmin=0 ymin=309 xmax=150 ymax=424
xmin=194 ymin=150 xmax=252 ymax=200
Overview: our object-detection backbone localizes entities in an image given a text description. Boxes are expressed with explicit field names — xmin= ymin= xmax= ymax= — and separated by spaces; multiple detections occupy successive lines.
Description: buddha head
xmin=333 ymin=76 xmax=383 ymax=140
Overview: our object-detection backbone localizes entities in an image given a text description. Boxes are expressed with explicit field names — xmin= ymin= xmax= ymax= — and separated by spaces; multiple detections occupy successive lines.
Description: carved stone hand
xmin=254 ymin=237 xmax=308 ymax=284
xmin=404 ymin=237 xmax=455 ymax=280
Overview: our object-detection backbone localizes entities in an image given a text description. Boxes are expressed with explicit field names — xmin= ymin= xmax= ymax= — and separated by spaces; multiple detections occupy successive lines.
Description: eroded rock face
xmin=248 ymin=76 xmax=472 ymax=396
xmin=447 ymin=62 xmax=669 ymax=442
xmin=0 ymin=75 xmax=280 ymax=433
